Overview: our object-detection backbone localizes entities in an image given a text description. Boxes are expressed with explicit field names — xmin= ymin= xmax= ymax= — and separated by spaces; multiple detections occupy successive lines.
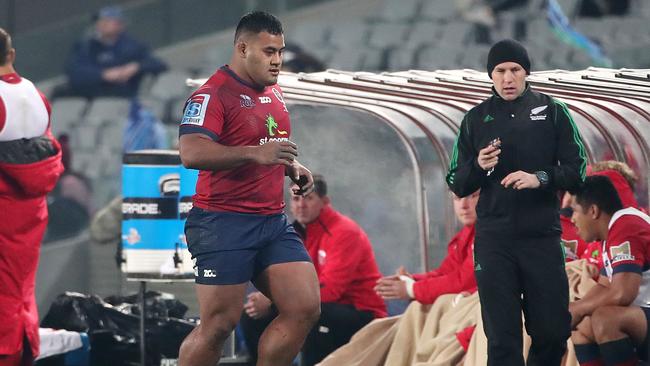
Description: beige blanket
xmin=317 ymin=260 xmax=599 ymax=366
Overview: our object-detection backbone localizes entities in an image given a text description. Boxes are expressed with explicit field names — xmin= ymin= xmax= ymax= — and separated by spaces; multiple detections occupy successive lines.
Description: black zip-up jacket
xmin=446 ymin=85 xmax=587 ymax=239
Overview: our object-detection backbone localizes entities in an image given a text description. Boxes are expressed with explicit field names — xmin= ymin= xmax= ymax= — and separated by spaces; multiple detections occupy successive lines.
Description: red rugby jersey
xmin=602 ymin=207 xmax=650 ymax=307
xmin=179 ymin=66 xmax=291 ymax=214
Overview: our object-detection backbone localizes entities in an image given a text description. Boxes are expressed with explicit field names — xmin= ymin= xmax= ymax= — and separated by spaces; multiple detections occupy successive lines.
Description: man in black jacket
xmin=446 ymin=39 xmax=587 ymax=366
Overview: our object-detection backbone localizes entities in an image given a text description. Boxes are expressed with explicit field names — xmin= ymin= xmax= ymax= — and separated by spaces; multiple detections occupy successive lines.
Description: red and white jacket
xmin=0 ymin=72 xmax=63 ymax=358
xmin=411 ymin=225 xmax=477 ymax=304
xmin=302 ymin=205 xmax=387 ymax=318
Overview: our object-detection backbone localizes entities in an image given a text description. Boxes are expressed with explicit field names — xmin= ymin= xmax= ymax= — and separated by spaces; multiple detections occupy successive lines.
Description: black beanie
xmin=486 ymin=39 xmax=531 ymax=78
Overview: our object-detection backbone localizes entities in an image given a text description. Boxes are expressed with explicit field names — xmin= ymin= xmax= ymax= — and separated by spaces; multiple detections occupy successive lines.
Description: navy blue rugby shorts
xmin=185 ymin=207 xmax=311 ymax=285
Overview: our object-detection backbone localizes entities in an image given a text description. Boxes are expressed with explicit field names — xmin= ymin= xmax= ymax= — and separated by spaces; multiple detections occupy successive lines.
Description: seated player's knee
xmin=591 ymin=307 xmax=621 ymax=340
xmin=572 ymin=316 xmax=595 ymax=343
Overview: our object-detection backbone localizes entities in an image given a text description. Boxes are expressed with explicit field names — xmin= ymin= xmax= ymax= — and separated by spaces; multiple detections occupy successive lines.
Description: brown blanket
xmin=318 ymin=260 xmax=599 ymax=366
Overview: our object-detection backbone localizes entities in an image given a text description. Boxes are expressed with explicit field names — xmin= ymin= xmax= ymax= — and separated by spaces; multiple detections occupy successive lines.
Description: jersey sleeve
xmin=178 ymin=91 xmax=224 ymax=141
xmin=446 ymin=112 xmax=486 ymax=197
xmin=547 ymin=99 xmax=587 ymax=191
xmin=606 ymin=220 xmax=646 ymax=275
xmin=412 ymin=240 xmax=477 ymax=304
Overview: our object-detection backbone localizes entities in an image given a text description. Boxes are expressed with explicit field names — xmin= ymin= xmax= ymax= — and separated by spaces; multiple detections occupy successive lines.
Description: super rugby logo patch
xmin=181 ymin=94 xmax=210 ymax=126
xmin=610 ymin=241 xmax=634 ymax=263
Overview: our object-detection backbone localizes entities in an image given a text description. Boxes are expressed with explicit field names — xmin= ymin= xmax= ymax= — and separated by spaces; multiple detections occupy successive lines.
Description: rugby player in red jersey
xmin=177 ymin=11 xmax=319 ymax=366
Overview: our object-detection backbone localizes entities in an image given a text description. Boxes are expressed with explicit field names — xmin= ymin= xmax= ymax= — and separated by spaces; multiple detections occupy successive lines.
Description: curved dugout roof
xmin=187 ymin=67 xmax=650 ymax=277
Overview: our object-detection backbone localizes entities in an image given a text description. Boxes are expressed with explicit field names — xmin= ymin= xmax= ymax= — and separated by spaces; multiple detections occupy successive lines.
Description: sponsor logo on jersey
xmin=240 ymin=94 xmax=255 ymax=109
xmin=181 ymin=94 xmax=210 ymax=126
xmin=530 ymin=105 xmax=548 ymax=121
xmin=272 ymin=87 xmax=288 ymax=112
xmin=483 ymin=115 xmax=494 ymax=123
xmin=259 ymin=136 xmax=290 ymax=145
xmin=259 ymin=96 xmax=272 ymax=104
xmin=259 ymin=113 xmax=289 ymax=145
xmin=265 ymin=113 xmax=288 ymax=137
xmin=610 ymin=241 xmax=634 ymax=263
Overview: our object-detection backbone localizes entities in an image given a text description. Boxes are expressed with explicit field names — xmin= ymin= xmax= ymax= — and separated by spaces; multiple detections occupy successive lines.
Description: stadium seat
xmin=386 ymin=46 xmax=418 ymax=71
xmin=149 ymin=70 xmax=193 ymax=102
xmin=437 ymin=21 xmax=473 ymax=46
xmin=327 ymin=22 xmax=370 ymax=48
xmin=360 ymin=48 xmax=385 ymax=71
xmin=525 ymin=19 xmax=556 ymax=45
xmin=570 ymin=49 xmax=593 ymax=70
xmin=98 ymin=119 xmax=125 ymax=152
xmin=458 ymin=45 xmax=491 ymax=70
xmin=407 ymin=21 xmax=444 ymax=48
xmin=419 ymin=0 xmax=458 ymax=21
xmin=286 ymin=21 xmax=331 ymax=48
xmin=50 ymin=97 xmax=88 ymax=135
xmin=417 ymin=46 xmax=461 ymax=70
xmin=328 ymin=47 xmax=367 ymax=71
xmin=70 ymin=124 xmax=100 ymax=151
xmin=547 ymin=43 xmax=575 ymax=69
xmin=169 ymin=97 xmax=189 ymax=124
xmin=86 ymin=97 xmax=131 ymax=121
xmin=139 ymin=97 xmax=167 ymax=123
xmin=367 ymin=22 xmax=411 ymax=49
xmin=201 ymin=43 xmax=237 ymax=74
xmin=372 ymin=0 xmax=421 ymax=22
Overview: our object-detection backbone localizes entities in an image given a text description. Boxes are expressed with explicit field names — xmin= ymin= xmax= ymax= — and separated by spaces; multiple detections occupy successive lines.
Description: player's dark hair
xmin=234 ymin=11 xmax=283 ymax=43
xmin=313 ymin=174 xmax=327 ymax=197
xmin=573 ymin=175 xmax=623 ymax=215
xmin=0 ymin=28 xmax=11 ymax=65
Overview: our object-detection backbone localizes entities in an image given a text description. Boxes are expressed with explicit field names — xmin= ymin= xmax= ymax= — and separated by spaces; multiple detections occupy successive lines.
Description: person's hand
xmin=396 ymin=266 xmax=413 ymax=279
xmin=569 ymin=302 xmax=585 ymax=329
xmin=286 ymin=161 xmax=314 ymax=196
xmin=452 ymin=291 xmax=472 ymax=307
xmin=101 ymin=66 xmax=125 ymax=83
xmin=244 ymin=292 xmax=272 ymax=319
xmin=374 ymin=276 xmax=410 ymax=300
xmin=501 ymin=171 xmax=540 ymax=190
xmin=253 ymin=140 xmax=297 ymax=166
xmin=477 ymin=141 xmax=501 ymax=171
xmin=119 ymin=62 xmax=140 ymax=81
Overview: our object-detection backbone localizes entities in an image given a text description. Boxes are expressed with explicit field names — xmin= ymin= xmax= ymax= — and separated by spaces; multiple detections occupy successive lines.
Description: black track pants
xmin=474 ymin=235 xmax=571 ymax=366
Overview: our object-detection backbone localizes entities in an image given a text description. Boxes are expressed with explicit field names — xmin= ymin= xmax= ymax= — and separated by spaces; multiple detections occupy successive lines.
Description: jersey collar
xmin=220 ymin=65 xmax=266 ymax=93
xmin=0 ymin=73 xmax=22 ymax=84
xmin=492 ymin=83 xmax=531 ymax=104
